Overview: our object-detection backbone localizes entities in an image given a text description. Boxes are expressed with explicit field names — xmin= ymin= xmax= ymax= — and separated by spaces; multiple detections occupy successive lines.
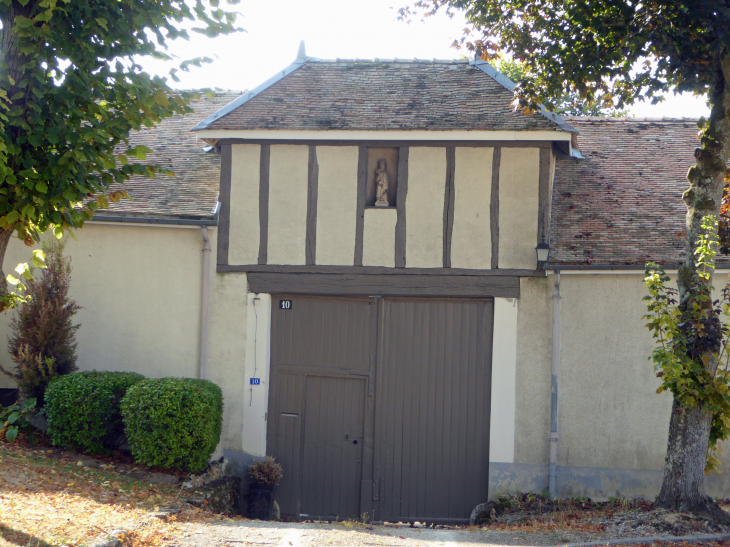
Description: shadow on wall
xmin=223 ymin=449 xmax=258 ymax=517
xmin=0 ymin=388 xmax=18 ymax=407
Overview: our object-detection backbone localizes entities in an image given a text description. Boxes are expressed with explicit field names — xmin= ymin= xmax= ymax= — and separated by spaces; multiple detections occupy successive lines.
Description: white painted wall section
xmin=267 ymin=145 xmax=309 ymax=265
xmin=490 ymin=297 xmax=518 ymax=463
xmin=241 ymin=293 xmax=272 ymax=457
xmin=228 ymin=144 xmax=260 ymax=265
xmin=499 ymin=148 xmax=540 ymax=269
xmin=363 ymin=208 xmax=397 ymax=267
xmin=451 ymin=147 xmax=492 ymax=269
xmin=316 ymin=146 xmax=358 ymax=265
xmin=406 ymin=147 xmax=446 ymax=268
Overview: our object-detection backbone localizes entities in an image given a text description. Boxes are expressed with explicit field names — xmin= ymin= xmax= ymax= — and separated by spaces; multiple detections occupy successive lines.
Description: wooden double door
xmin=266 ymin=296 xmax=493 ymax=523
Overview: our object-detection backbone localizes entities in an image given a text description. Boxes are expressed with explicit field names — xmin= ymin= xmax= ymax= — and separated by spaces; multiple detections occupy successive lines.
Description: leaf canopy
xmin=406 ymin=0 xmax=729 ymax=111
xmin=0 ymin=0 xmax=241 ymax=243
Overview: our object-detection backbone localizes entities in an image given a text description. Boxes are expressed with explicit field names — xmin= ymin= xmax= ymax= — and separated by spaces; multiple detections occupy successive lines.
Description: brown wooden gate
xmin=267 ymin=296 xmax=493 ymax=523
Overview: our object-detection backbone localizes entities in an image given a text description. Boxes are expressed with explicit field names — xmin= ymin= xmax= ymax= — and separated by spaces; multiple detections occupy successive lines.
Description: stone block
xmin=184 ymin=476 xmax=241 ymax=515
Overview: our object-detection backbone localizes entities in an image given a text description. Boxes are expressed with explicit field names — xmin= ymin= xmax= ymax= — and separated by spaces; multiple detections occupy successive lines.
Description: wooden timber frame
xmin=215 ymin=139 xmax=553 ymax=298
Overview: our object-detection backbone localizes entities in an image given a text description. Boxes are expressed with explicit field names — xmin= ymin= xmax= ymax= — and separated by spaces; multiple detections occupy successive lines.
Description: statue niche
xmin=366 ymin=148 xmax=398 ymax=208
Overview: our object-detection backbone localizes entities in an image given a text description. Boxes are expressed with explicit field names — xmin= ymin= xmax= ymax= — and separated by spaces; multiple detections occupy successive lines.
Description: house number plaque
xmin=279 ymin=300 xmax=292 ymax=310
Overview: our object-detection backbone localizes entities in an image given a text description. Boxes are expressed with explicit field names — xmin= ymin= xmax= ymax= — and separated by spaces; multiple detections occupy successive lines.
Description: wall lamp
xmin=536 ymin=242 xmax=550 ymax=264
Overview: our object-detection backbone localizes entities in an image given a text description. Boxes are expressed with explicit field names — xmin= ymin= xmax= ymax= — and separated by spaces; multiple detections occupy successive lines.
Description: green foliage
xmin=403 ymin=0 xmax=725 ymax=113
xmin=494 ymin=55 xmax=629 ymax=117
xmin=45 ymin=371 xmax=144 ymax=455
xmin=0 ymin=397 xmax=40 ymax=443
xmin=120 ymin=378 xmax=223 ymax=473
xmin=0 ymin=0 xmax=241 ymax=306
xmin=0 ymin=240 xmax=79 ymax=403
xmin=644 ymin=217 xmax=730 ymax=474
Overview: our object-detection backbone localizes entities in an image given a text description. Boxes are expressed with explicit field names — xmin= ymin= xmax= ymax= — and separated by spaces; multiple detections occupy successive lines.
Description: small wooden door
xmin=301 ymin=376 xmax=366 ymax=518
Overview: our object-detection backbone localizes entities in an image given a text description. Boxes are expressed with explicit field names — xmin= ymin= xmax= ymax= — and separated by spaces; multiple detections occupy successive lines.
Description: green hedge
xmin=45 ymin=371 xmax=145 ymax=454
xmin=120 ymin=378 xmax=223 ymax=473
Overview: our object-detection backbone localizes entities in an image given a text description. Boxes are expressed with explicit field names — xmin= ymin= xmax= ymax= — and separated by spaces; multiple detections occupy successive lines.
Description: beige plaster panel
xmin=228 ymin=144 xmax=260 ymax=265
xmin=267 ymin=145 xmax=309 ymax=265
xmin=363 ymin=208 xmax=397 ymax=267
xmin=315 ymin=146 xmax=358 ymax=265
xmin=406 ymin=147 xmax=446 ymax=268
xmin=499 ymin=148 xmax=540 ymax=269
xmin=451 ymin=147 xmax=492 ymax=269
xmin=205 ymin=268 xmax=249 ymax=453
xmin=558 ymin=274 xmax=673 ymax=471
xmin=0 ymin=224 xmax=205 ymax=388
xmin=513 ymin=276 xmax=553 ymax=466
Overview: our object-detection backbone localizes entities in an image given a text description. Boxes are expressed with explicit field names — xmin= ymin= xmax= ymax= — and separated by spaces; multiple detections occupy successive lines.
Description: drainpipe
xmin=199 ymin=227 xmax=212 ymax=379
xmin=549 ymin=271 xmax=561 ymax=498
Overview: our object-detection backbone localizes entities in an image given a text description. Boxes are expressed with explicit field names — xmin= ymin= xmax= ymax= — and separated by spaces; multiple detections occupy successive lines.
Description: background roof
xmin=101 ymin=92 xmax=240 ymax=221
xmin=205 ymin=60 xmax=562 ymax=132
xmin=549 ymin=117 xmax=698 ymax=266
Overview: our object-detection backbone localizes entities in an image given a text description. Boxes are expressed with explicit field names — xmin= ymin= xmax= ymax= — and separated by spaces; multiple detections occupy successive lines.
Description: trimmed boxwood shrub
xmin=45 ymin=371 xmax=144 ymax=454
xmin=120 ymin=378 xmax=223 ymax=473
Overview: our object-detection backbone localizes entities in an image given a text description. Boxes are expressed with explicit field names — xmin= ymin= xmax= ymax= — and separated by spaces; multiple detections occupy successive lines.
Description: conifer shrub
xmin=0 ymin=241 xmax=80 ymax=404
xmin=45 ymin=371 xmax=144 ymax=454
xmin=121 ymin=378 xmax=223 ymax=473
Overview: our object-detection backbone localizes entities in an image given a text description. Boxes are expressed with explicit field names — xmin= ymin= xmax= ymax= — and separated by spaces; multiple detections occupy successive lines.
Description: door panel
xmin=267 ymin=296 xmax=377 ymax=519
xmin=373 ymin=299 xmax=493 ymax=521
xmin=301 ymin=376 xmax=366 ymax=518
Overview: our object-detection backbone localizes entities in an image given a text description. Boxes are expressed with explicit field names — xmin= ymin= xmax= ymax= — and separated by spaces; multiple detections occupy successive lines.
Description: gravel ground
xmin=161 ymin=498 xmax=730 ymax=547
xmin=167 ymin=520 xmax=563 ymax=547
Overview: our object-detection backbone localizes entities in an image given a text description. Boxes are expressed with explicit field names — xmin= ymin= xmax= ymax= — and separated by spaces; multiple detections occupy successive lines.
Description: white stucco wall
xmin=499 ymin=148 xmax=540 ymax=269
xmin=558 ymin=274 xmax=673 ymax=471
xmin=0 ymin=224 xmax=206 ymax=388
xmin=315 ymin=146 xmax=358 ymax=265
xmin=267 ymin=145 xmax=309 ymax=265
xmin=452 ymin=147 xmax=492 ymax=269
xmin=363 ymin=208 xmax=397 ymax=267
xmin=513 ymin=276 xmax=553 ymax=466
xmin=228 ymin=144 xmax=261 ymax=265
xmin=240 ymin=292 xmax=272 ymax=457
xmin=406 ymin=147 xmax=446 ymax=268
xmin=490 ymin=297 xmax=518 ymax=463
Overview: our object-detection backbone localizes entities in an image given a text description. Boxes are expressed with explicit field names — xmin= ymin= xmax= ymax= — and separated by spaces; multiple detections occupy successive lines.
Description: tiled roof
xmin=101 ymin=92 xmax=241 ymax=220
xmin=550 ymin=117 xmax=701 ymax=266
xmin=205 ymin=60 xmax=564 ymax=132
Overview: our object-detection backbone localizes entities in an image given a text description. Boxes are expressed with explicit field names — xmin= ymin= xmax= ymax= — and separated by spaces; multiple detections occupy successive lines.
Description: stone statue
xmin=374 ymin=159 xmax=390 ymax=207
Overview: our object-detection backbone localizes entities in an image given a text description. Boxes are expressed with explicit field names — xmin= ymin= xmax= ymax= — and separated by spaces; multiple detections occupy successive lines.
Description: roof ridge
xmin=320 ymin=58 xmax=468 ymax=63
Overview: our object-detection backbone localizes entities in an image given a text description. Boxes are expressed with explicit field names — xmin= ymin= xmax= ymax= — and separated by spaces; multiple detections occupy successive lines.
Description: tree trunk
xmin=654 ymin=401 xmax=722 ymax=514
xmin=653 ymin=55 xmax=730 ymax=520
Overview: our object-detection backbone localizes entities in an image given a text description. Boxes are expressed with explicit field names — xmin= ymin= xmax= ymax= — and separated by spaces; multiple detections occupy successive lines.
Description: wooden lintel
xmin=246 ymin=272 xmax=520 ymax=298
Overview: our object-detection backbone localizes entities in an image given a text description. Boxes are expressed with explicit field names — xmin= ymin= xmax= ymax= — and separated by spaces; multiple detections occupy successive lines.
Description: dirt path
xmin=163 ymin=519 xmax=685 ymax=547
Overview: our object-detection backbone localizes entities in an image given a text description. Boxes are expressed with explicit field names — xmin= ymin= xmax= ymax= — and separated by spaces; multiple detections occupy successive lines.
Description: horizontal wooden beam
xmin=214 ymin=139 xmax=552 ymax=149
xmin=246 ymin=272 xmax=520 ymax=298
xmin=218 ymin=264 xmax=544 ymax=277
